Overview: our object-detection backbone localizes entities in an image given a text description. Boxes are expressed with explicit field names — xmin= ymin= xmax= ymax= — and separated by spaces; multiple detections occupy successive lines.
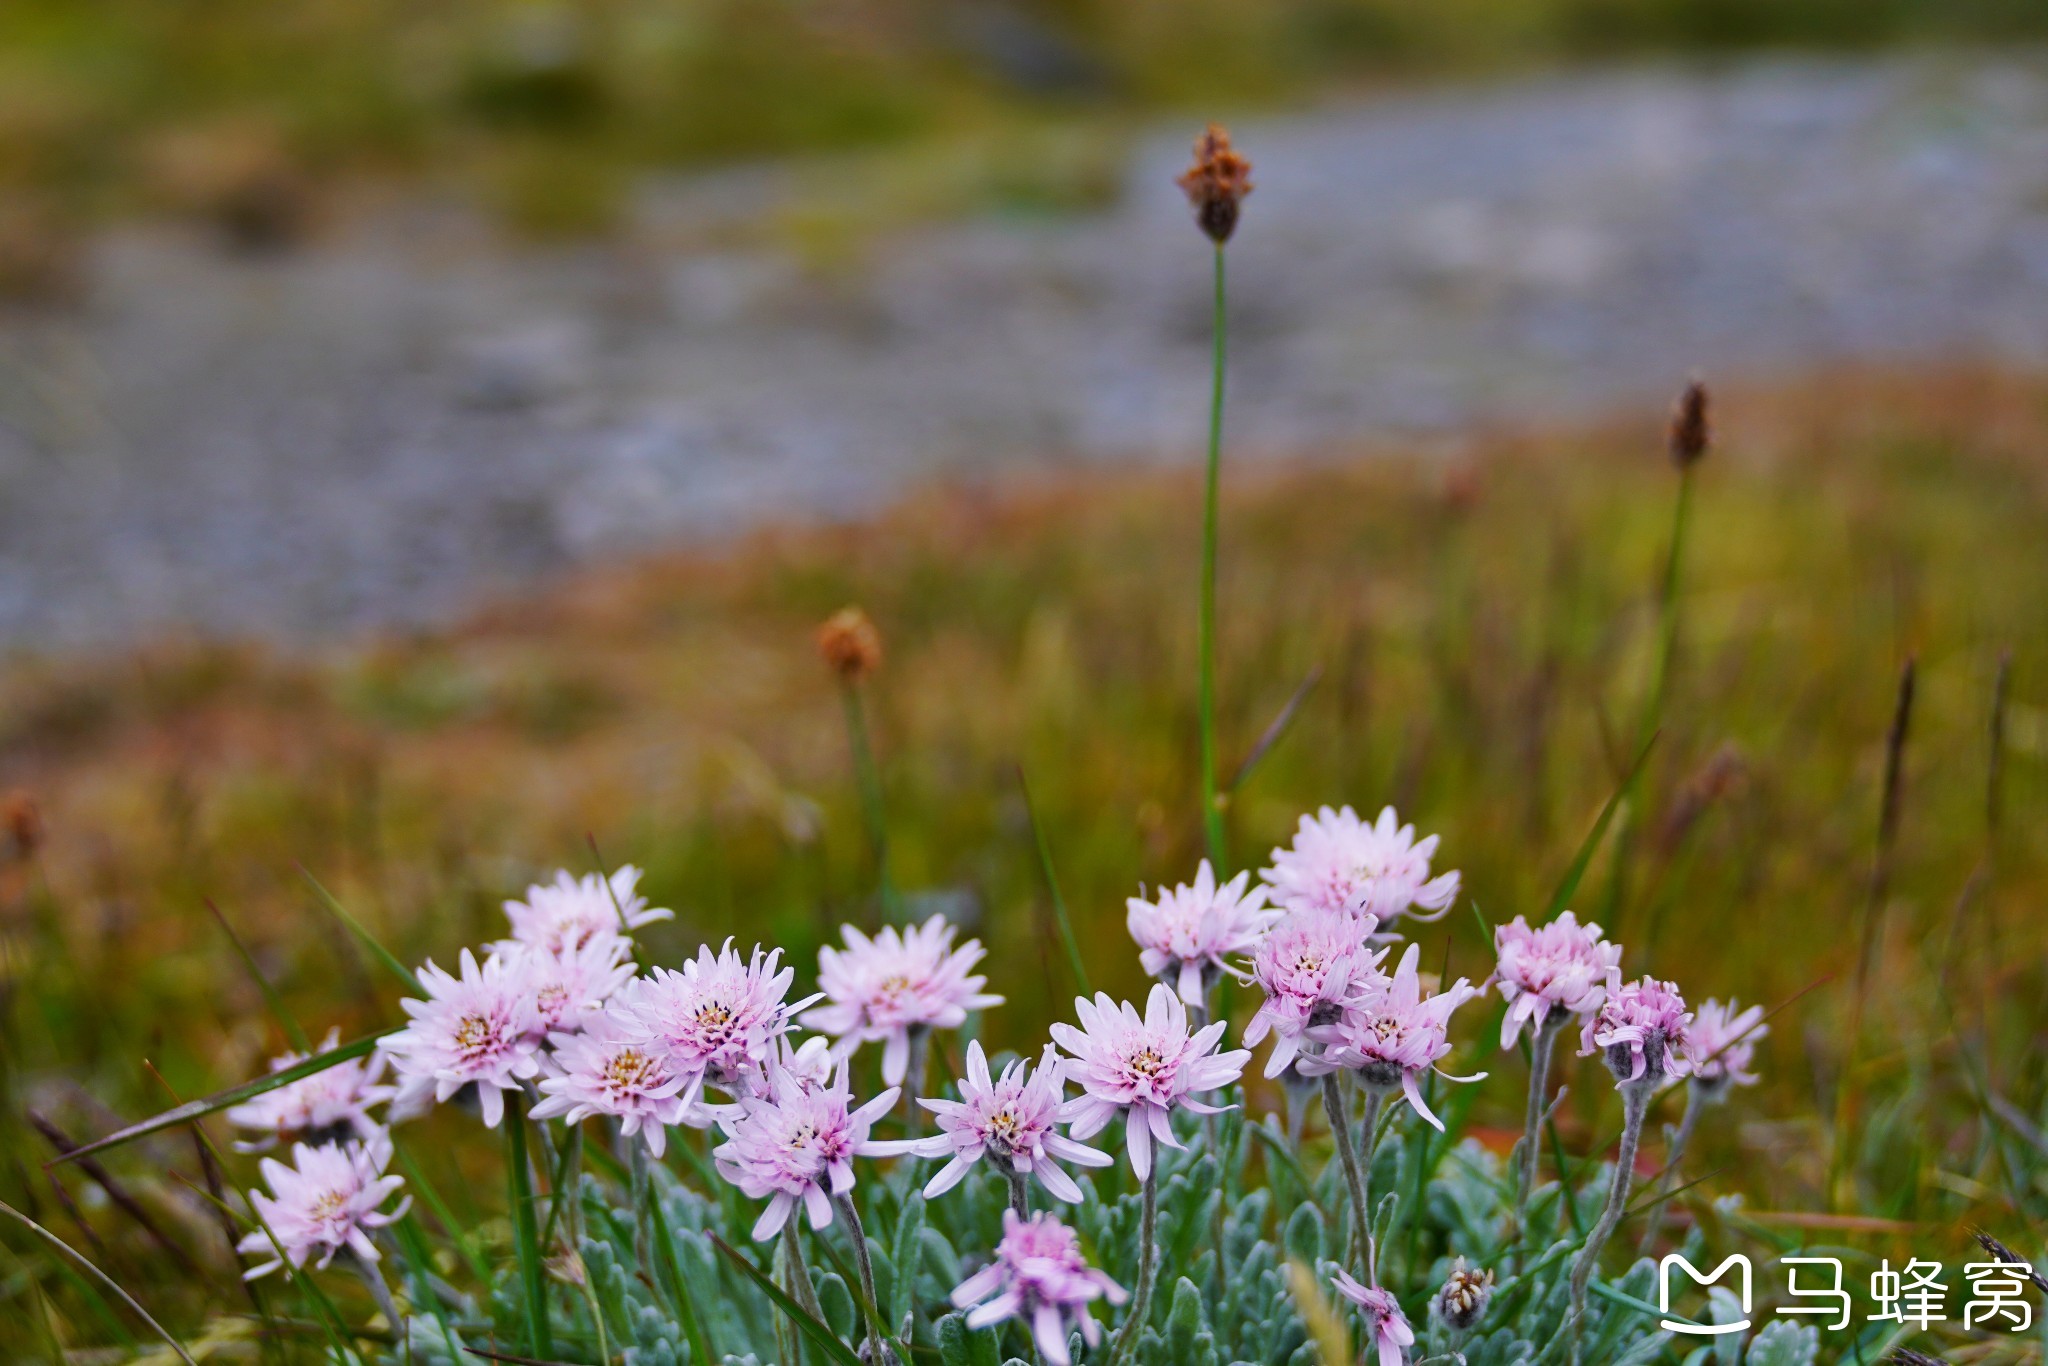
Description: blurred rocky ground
xmin=2 ymin=55 xmax=2046 ymax=644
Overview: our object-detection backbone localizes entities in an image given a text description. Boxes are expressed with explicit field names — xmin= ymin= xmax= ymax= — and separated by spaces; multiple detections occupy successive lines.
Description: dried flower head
xmin=1242 ymin=912 xmax=1389 ymax=1079
xmin=1491 ymin=911 xmax=1622 ymax=1049
xmin=1126 ymin=860 xmax=1277 ymax=1006
xmin=1177 ymin=123 xmax=1254 ymax=243
xmin=227 ymin=1029 xmax=396 ymax=1151
xmin=1051 ymin=983 xmax=1249 ymax=1181
xmin=867 ymin=1040 xmax=1110 ymax=1204
xmin=949 ymin=1209 xmax=1127 ymax=1366
xmin=237 ymin=1133 xmax=409 ymax=1279
xmin=1669 ymin=379 xmax=1710 ymax=467
xmin=1686 ymin=997 xmax=1765 ymax=1093
xmin=2 ymin=789 xmax=41 ymax=859
xmin=1434 ymin=1257 xmax=1495 ymax=1332
xmin=801 ymin=916 xmax=1003 ymax=1085
xmin=1580 ymin=971 xmax=1692 ymax=1087
xmin=1262 ymin=805 xmax=1460 ymax=927
xmin=1331 ymin=1271 xmax=1415 ymax=1366
xmin=816 ymin=606 xmax=883 ymax=682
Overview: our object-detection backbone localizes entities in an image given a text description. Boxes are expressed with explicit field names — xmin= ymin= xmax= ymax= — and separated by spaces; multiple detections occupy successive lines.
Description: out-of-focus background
xmin=3 ymin=1 xmax=2048 ymax=1350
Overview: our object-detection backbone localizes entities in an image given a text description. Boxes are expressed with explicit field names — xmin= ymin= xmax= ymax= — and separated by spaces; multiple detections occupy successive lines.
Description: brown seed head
xmin=1669 ymin=379 xmax=1710 ymax=468
xmin=2 ymin=790 xmax=41 ymax=860
xmin=1434 ymin=1258 xmax=1495 ymax=1331
xmin=1176 ymin=123 xmax=1253 ymax=244
xmin=816 ymin=606 xmax=883 ymax=683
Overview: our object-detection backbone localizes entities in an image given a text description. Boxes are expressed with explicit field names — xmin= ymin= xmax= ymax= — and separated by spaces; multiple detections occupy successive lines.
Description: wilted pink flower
xmin=1491 ymin=912 xmax=1622 ymax=1050
xmin=802 ymin=917 xmax=1004 ymax=1085
xmin=530 ymin=1009 xmax=701 ymax=1157
xmin=227 ymin=1029 xmax=395 ymax=1151
xmin=949 ymin=1209 xmax=1127 ymax=1366
xmin=868 ymin=1041 xmax=1110 ymax=1204
xmin=1242 ymin=913 xmax=1390 ymax=1079
xmin=1262 ymin=806 xmax=1460 ymax=924
xmin=1331 ymin=1271 xmax=1415 ymax=1366
xmin=1300 ymin=944 xmax=1482 ymax=1131
xmin=1686 ymin=998 xmax=1765 ymax=1091
xmin=379 ymin=949 xmax=543 ymax=1128
xmin=509 ymin=936 xmax=636 ymax=1040
xmin=614 ymin=941 xmax=813 ymax=1103
xmin=494 ymin=866 xmax=671 ymax=956
xmin=1050 ymin=984 xmax=1250 ymax=1182
xmin=236 ymin=1133 xmax=410 ymax=1280
xmin=1580 ymin=971 xmax=1692 ymax=1086
xmin=712 ymin=1059 xmax=899 ymax=1241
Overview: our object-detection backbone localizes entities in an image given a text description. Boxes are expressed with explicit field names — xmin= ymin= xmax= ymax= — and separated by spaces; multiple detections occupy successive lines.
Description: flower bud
xmin=816 ymin=606 xmax=883 ymax=683
xmin=1668 ymin=379 xmax=1710 ymax=468
xmin=1176 ymin=124 xmax=1254 ymax=244
xmin=1435 ymin=1258 xmax=1494 ymax=1332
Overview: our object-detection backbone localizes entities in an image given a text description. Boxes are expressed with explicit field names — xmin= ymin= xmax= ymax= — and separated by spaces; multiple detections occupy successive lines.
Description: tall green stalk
xmin=503 ymin=1092 xmax=552 ymax=1359
xmin=841 ymin=681 xmax=899 ymax=921
xmin=1198 ymin=242 xmax=1229 ymax=872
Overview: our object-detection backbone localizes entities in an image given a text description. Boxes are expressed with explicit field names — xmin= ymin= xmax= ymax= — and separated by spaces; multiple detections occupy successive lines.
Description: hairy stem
xmin=1637 ymin=1084 xmax=1703 ymax=1256
xmin=629 ymin=1137 xmax=652 ymax=1273
xmin=833 ymin=1193 xmax=887 ymax=1365
xmin=1323 ymin=1075 xmax=1383 ymax=1281
xmin=902 ymin=1027 xmax=930 ymax=1139
xmin=1569 ymin=1084 xmax=1650 ymax=1360
xmin=1005 ymin=1167 xmax=1032 ymax=1220
xmin=351 ymin=1251 xmax=404 ymax=1340
xmin=1198 ymin=241 xmax=1229 ymax=870
xmin=1108 ymin=1166 xmax=1160 ymax=1366
xmin=1516 ymin=1013 xmax=1566 ymax=1238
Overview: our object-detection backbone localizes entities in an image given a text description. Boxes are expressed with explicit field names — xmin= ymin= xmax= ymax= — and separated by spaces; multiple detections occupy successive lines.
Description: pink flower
xmin=379 ymin=949 xmax=543 ymax=1128
xmin=509 ymin=936 xmax=636 ymax=1040
xmin=1331 ymin=1271 xmax=1415 ymax=1366
xmin=1580 ymin=972 xmax=1692 ymax=1086
xmin=1686 ymin=998 xmax=1765 ymax=1090
xmin=1299 ymin=943 xmax=1482 ymax=1131
xmin=868 ymin=1041 xmax=1111 ymax=1204
xmin=802 ymin=917 xmax=1004 ymax=1085
xmin=236 ymin=1133 xmax=410 ymax=1280
xmin=530 ymin=1009 xmax=702 ymax=1157
xmin=226 ymin=1029 xmax=395 ymax=1151
xmin=711 ymin=1059 xmax=899 ymax=1241
xmin=1126 ymin=861 xmax=1278 ymax=1006
xmin=949 ymin=1209 xmax=1127 ymax=1366
xmin=1049 ymin=984 xmax=1250 ymax=1182
xmin=1242 ymin=913 xmax=1390 ymax=1079
xmin=613 ymin=941 xmax=813 ymax=1103
xmin=1491 ymin=912 xmax=1622 ymax=1049
xmin=494 ymin=866 xmax=671 ymax=956
xmin=1262 ymin=806 xmax=1460 ymax=925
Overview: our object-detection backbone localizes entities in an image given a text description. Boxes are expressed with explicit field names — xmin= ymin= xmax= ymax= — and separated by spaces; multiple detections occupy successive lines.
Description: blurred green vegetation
xmin=4 ymin=0 xmax=2048 ymax=245
xmin=0 ymin=369 xmax=2045 ymax=1350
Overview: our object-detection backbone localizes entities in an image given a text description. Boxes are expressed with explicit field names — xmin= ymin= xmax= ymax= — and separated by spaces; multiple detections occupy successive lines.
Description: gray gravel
xmin=4 ymin=55 xmax=2048 ymax=645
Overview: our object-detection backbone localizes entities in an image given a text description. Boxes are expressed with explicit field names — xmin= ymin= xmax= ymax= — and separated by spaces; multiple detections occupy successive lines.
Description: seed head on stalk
xmin=1177 ymin=123 xmax=1254 ymax=244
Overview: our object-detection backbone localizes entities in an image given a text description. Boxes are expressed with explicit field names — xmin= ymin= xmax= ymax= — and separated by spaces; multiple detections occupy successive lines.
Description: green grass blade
xmin=49 ymin=1029 xmax=398 ymax=1165
xmin=203 ymin=898 xmax=311 ymax=1053
xmin=1017 ymin=766 xmax=1091 ymax=995
xmin=0 ymin=1199 xmax=199 ymax=1364
xmin=298 ymin=865 xmax=423 ymax=994
xmin=645 ymin=1182 xmax=717 ymax=1366
xmin=1544 ymin=730 xmax=1657 ymax=923
xmin=393 ymin=1141 xmax=490 ymax=1284
xmin=502 ymin=1092 xmax=553 ymax=1359
xmin=712 ymin=1233 xmax=866 ymax=1366
xmin=1588 ymin=1274 xmax=1705 ymax=1329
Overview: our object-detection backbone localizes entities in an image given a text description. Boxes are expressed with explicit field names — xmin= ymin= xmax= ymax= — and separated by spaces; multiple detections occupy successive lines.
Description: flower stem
xmin=1516 ymin=1014 xmax=1566 ymax=1238
xmin=350 ymin=1251 xmax=403 ymax=1339
xmin=841 ymin=680 xmax=898 ymax=923
xmin=833 ymin=1193 xmax=888 ymax=1365
xmin=629 ymin=1136 xmax=652 ymax=1273
xmin=902 ymin=1027 xmax=930 ymax=1139
xmin=1568 ymin=1084 xmax=1650 ymax=1360
xmin=1005 ymin=1167 xmax=1032 ymax=1220
xmin=1197 ymin=241 xmax=1229 ymax=872
xmin=1107 ymin=1166 xmax=1159 ymax=1366
xmin=1637 ymin=1084 xmax=1703 ymax=1256
xmin=781 ymin=1226 xmax=824 ymax=1366
xmin=503 ymin=1091 xmax=552 ymax=1360
xmin=1323 ymin=1075 xmax=1381 ymax=1281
